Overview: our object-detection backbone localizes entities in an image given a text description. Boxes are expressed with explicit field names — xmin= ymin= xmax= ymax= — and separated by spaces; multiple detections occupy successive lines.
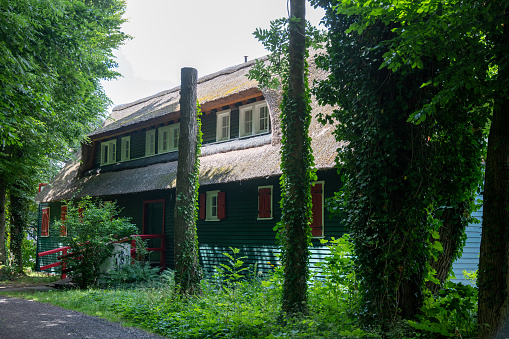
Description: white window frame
xmin=256 ymin=102 xmax=269 ymax=134
xmin=100 ymin=139 xmax=117 ymax=166
xmin=216 ymin=110 xmax=231 ymax=142
xmin=206 ymin=190 xmax=220 ymax=221
xmin=239 ymin=101 xmax=269 ymax=137
xmin=257 ymin=185 xmax=273 ymax=220
xmin=145 ymin=129 xmax=156 ymax=156
xmin=121 ymin=136 xmax=130 ymax=162
xmin=158 ymin=123 xmax=180 ymax=154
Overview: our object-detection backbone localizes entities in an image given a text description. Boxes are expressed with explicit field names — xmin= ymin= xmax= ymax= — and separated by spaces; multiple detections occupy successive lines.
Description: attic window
xmin=239 ymin=101 xmax=269 ymax=137
xmin=158 ymin=123 xmax=180 ymax=153
xmin=216 ymin=110 xmax=231 ymax=142
xmin=145 ymin=129 xmax=156 ymax=156
xmin=100 ymin=140 xmax=117 ymax=165
xmin=121 ymin=136 xmax=130 ymax=161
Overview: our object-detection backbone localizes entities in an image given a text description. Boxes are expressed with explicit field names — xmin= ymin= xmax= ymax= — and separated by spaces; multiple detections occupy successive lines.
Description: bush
xmin=54 ymin=197 xmax=138 ymax=288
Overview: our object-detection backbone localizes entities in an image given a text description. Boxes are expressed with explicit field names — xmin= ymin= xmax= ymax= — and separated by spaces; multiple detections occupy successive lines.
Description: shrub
xmin=54 ymin=197 xmax=138 ymax=288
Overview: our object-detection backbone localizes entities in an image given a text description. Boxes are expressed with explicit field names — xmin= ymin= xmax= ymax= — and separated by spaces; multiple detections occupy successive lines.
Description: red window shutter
xmin=41 ymin=208 xmax=50 ymax=237
xmin=217 ymin=191 xmax=226 ymax=220
xmin=60 ymin=206 xmax=67 ymax=236
xmin=199 ymin=193 xmax=206 ymax=220
xmin=310 ymin=183 xmax=323 ymax=237
xmin=258 ymin=188 xmax=271 ymax=218
xmin=61 ymin=205 xmax=67 ymax=221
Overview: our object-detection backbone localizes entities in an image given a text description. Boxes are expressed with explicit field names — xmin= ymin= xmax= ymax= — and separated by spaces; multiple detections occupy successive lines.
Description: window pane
xmin=222 ymin=115 xmax=229 ymax=139
xmin=173 ymin=127 xmax=179 ymax=149
xmin=212 ymin=196 xmax=217 ymax=217
xmin=103 ymin=145 xmax=109 ymax=164
xmin=259 ymin=106 xmax=268 ymax=132
xmin=245 ymin=110 xmax=253 ymax=135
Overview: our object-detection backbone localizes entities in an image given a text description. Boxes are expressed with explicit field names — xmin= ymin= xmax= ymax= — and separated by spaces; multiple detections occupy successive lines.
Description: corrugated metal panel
xmin=451 ymin=194 xmax=483 ymax=285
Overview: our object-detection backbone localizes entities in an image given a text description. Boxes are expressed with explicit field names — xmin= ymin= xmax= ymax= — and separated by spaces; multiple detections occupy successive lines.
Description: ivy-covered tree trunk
xmin=280 ymin=0 xmax=313 ymax=316
xmin=426 ymin=203 xmax=468 ymax=294
xmin=174 ymin=67 xmax=202 ymax=295
xmin=8 ymin=182 xmax=27 ymax=273
xmin=0 ymin=179 xmax=6 ymax=265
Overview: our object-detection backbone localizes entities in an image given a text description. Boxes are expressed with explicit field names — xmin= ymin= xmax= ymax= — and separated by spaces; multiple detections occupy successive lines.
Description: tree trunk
xmin=281 ymin=0 xmax=310 ymax=316
xmin=478 ymin=11 xmax=509 ymax=338
xmin=8 ymin=184 xmax=25 ymax=273
xmin=478 ymin=97 xmax=509 ymax=339
xmin=0 ymin=179 xmax=6 ymax=265
xmin=174 ymin=67 xmax=202 ymax=295
xmin=426 ymin=203 xmax=468 ymax=294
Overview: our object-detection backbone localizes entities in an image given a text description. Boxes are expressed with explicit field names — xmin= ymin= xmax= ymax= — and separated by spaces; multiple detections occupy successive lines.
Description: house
xmin=35 ymin=54 xmax=481 ymax=284
xmin=35 ymin=55 xmax=347 ymax=276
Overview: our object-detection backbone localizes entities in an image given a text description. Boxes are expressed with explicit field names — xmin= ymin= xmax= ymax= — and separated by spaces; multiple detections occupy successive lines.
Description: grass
xmin=0 ymin=272 xmax=376 ymax=338
xmin=0 ymin=266 xmax=60 ymax=286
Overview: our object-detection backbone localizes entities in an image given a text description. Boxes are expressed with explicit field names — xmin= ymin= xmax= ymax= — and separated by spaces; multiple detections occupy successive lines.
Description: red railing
xmin=38 ymin=234 xmax=166 ymax=278
xmin=131 ymin=234 xmax=166 ymax=270
xmin=38 ymin=246 xmax=70 ymax=279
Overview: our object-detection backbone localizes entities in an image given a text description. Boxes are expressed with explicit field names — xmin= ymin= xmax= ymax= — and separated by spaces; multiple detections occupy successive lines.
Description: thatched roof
xmin=37 ymin=53 xmax=341 ymax=203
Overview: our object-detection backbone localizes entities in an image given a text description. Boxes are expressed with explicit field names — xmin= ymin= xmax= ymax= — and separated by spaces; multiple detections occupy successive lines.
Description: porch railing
xmin=38 ymin=246 xmax=70 ymax=279
xmin=38 ymin=234 xmax=166 ymax=279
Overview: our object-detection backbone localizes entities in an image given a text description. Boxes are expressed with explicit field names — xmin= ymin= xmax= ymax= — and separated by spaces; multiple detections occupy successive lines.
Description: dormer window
xmin=158 ymin=123 xmax=180 ymax=153
xmin=216 ymin=110 xmax=231 ymax=142
xmin=100 ymin=139 xmax=117 ymax=165
xmin=121 ymin=136 xmax=130 ymax=161
xmin=239 ymin=101 xmax=269 ymax=137
xmin=145 ymin=129 xmax=156 ymax=156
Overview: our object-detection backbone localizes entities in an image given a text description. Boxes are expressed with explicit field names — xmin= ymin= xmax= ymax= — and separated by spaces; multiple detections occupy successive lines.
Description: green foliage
xmin=311 ymin=0 xmax=487 ymax=327
xmin=55 ymin=197 xmax=138 ymax=288
xmin=463 ymin=270 xmax=478 ymax=285
xmin=214 ymin=247 xmax=250 ymax=287
xmin=103 ymin=262 xmax=161 ymax=287
xmin=408 ymin=282 xmax=478 ymax=338
xmin=312 ymin=235 xmax=359 ymax=320
xmin=0 ymin=0 xmax=129 ymax=275
xmin=248 ymin=18 xmax=325 ymax=90
xmin=248 ymin=5 xmax=325 ymax=315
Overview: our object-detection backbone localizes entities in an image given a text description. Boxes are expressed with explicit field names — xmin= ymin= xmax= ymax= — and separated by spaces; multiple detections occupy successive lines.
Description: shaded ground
xmin=0 ymin=293 xmax=166 ymax=339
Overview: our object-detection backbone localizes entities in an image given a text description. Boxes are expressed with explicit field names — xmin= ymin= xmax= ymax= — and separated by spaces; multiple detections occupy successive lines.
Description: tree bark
xmin=8 ymin=183 xmax=25 ymax=272
xmin=426 ymin=203 xmax=468 ymax=294
xmin=174 ymin=67 xmax=202 ymax=295
xmin=478 ymin=97 xmax=509 ymax=339
xmin=281 ymin=0 xmax=310 ymax=316
xmin=478 ymin=11 xmax=509 ymax=338
xmin=0 ymin=179 xmax=6 ymax=265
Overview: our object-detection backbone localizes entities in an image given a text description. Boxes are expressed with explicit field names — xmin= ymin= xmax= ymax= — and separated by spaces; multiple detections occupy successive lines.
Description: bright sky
xmin=101 ymin=0 xmax=325 ymax=110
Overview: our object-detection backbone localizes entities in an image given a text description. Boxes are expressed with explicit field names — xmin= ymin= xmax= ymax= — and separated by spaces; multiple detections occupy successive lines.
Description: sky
xmin=100 ymin=0 xmax=325 ymax=111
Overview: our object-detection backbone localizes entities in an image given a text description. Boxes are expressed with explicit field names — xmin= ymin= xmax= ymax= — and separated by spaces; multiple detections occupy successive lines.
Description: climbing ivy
xmin=174 ymin=100 xmax=203 ymax=295
xmin=248 ymin=3 xmax=324 ymax=315
xmin=311 ymin=0 xmax=487 ymax=328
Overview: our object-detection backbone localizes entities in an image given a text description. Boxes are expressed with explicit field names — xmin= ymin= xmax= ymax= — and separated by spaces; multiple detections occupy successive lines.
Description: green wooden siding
xmin=201 ymin=112 xmax=217 ymax=144
xmin=37 ymin=170 xmax=347 ymax=278
xmin=36 ymin=201 xmax=69 ymax=274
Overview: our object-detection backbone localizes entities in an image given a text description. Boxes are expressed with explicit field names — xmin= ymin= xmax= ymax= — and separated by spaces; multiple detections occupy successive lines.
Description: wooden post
xmin=174 ymin=67 xmax=202 ymax=295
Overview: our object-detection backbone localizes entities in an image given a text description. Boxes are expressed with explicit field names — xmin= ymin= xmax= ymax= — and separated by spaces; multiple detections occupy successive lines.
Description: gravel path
xmin=0 ymin=295 xmax=166 ymax=339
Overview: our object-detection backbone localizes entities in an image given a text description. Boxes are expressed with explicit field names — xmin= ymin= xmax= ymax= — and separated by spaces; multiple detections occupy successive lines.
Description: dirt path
xmin=0 ymin=295 xmax=166 ymax=338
